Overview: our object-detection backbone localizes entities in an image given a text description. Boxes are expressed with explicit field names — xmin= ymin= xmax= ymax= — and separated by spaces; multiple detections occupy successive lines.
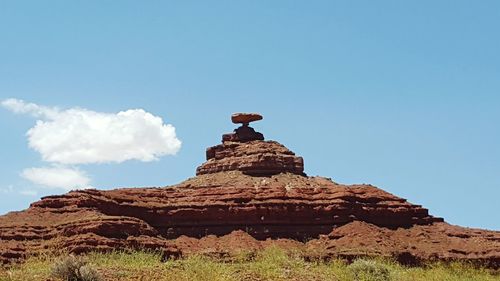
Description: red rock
xmin=198 ymin=141 xmax=304 ymax=176
xmin=231 ymin=113 xmax=263 ymax=124
xmin=307 ymin=221 xmax=500 ymax=268
xmin=222 ymin=112 xmax=266 ymax=142
xmin=0 ymin=116 xmax=499 ymax=268
xmin=222 ymin=125 xmax=264 ymax=142
xmin=3 ymin=170 xmax=498 ymax=267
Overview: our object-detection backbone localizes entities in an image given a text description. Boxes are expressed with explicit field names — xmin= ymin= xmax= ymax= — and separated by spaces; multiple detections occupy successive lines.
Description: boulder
xmin=231 ymin=113 xmax=263 ymax=124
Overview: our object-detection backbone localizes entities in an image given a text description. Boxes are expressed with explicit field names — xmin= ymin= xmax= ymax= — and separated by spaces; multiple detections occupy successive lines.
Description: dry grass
xmin=0 ymin=247 xmax=498 ymax=281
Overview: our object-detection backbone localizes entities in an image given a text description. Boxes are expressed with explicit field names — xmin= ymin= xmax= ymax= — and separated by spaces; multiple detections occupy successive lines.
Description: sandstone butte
xmin=0 ymin=113 xmax=499 ymax=268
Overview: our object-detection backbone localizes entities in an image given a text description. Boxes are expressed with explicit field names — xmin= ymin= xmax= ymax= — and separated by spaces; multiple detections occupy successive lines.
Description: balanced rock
xmin=231 ymin=113 xmax=263 ymax=124
xmin=201 ymin=113 xmax=303 ymax=176
xmin=223 ymin=113 xmax=265 ymax=142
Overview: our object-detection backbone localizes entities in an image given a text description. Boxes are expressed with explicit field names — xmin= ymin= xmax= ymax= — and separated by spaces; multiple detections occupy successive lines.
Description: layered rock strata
xmin=197 ymin=141 xmax=305 ymax=176
xmin=0 ymin=113 xmax=499 ymax=268
xmin=1 ymin=171 xmax=498 ymax=267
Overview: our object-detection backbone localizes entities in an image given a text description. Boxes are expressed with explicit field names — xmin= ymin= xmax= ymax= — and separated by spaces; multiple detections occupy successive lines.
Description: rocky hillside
xmin=1 ymin=113 xmax=499 ymax=268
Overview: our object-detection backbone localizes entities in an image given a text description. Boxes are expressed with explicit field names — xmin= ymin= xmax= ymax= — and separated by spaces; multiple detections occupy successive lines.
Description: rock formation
xmin=198 ymin=113 xmax=304 ymax=176
xmin=0 ymin=113 xmax=499 ymax=268
xmin=222 ymin=113 xmax=264 ymax=142
xmin=197 ymin=141 xmax=305 ymax=176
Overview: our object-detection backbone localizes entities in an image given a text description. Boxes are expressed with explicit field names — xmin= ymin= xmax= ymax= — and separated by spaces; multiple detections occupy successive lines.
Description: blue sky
xmin=0 ymin=1 xmax=499 ymax=230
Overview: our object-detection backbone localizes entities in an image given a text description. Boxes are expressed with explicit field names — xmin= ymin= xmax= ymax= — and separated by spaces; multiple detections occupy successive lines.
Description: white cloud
xmin=21 ymin=166 xmax=92 ymax=191
xmin=1 ymin=98 xmax=59 ymax=119
xmin=2 ymin=98 xmax=182 ymax=190
xmin=19 ymin=190 xmax=37 ymax=196
xmin=2 ymin=98 xmax=181 ymax=165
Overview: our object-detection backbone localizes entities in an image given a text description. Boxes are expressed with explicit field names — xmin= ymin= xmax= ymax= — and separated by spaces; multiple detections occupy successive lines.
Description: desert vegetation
xmin=0 ymin=247 xmax=498 ymax=281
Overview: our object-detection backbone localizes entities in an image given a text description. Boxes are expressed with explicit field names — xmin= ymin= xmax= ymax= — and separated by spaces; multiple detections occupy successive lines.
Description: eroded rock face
xmin=307 ymin=221 xmax=500 ymax=268
xmin=24 ymin=172 xmax=441 ymax=240
xmin=1 ymin=170 xmax=498 ymax=267
xmin=197 ymin=141 xmax=305 ymax=176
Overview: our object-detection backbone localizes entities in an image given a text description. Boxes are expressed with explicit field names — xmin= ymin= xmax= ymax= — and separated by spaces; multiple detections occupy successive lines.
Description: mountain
xmin=1 ymin=113 xmax=498 ymax=268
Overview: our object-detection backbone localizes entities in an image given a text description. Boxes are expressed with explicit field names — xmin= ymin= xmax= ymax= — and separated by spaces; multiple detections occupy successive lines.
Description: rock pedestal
xmin=222 ymin=125 xmax=264 ymax=142
xmin=222 ymin=113 xmax=265 ymax=142
xmin=198 ymin=113 xmax=304 ymax=176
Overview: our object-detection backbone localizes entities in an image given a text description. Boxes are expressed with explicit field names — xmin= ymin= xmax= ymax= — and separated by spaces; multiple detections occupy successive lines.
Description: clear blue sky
xmin=0 ymin=1 xmax=499 ymax=230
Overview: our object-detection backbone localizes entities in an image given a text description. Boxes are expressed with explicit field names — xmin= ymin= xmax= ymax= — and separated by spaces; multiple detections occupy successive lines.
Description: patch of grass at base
xmin=0 ymin=248 xmax=498 ymax=281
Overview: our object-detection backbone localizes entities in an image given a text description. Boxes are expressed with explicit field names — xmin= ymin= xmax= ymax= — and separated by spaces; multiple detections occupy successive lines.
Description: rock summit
xmin=198 ymin=113 xmax=304 ymax=176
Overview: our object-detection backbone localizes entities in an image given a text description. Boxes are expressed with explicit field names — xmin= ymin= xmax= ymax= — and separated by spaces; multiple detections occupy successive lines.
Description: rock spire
xmin=223 ymin=113 xmax=264 ymax=142
xmin=196 ymin=113 xmax=305 ymax=176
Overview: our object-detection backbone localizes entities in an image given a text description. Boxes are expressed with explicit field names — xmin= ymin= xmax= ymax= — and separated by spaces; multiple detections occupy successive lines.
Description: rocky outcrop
xmin=198 ymin=113 xmax=304 ymax=176
xmin=222 ymin=113 xmax=264 ymax=142
xmin=222 ymin=125 xmax=264 ymax=142
xmin=197 ymin=141 xmax=305 ymax=176
xmin=231 ymin=113 xmax=263 ymax=124
xmin=2 ymin=170 xmax=498 ymax=267
xmin=0 ymin=113 xmax=499 ymax=267
xmin=307 ymin=221 xmax=500 ymax=268
xmin=8 ymin=172 xmax=442 ymax=241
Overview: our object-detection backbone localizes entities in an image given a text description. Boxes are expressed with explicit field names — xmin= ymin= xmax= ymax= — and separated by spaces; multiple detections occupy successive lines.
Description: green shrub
xmin=51 ymin=255 xmax=102 ymax=281
xmin=348 ymin=259 xmax=391 ymax=281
